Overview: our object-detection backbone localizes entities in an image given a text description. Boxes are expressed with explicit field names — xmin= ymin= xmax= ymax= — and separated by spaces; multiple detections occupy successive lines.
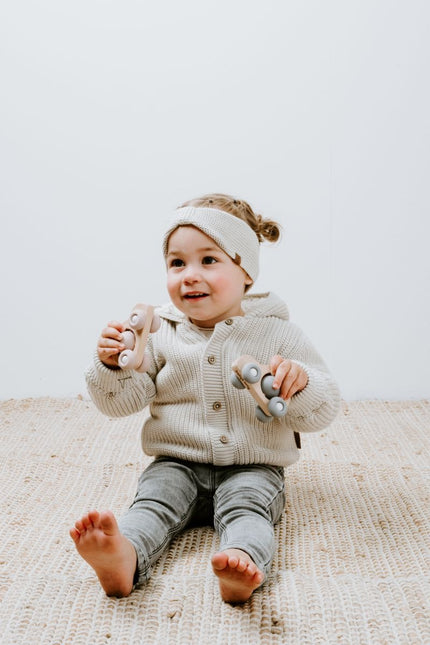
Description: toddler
xmin=70 ymin=193 xmax=340 ymax=603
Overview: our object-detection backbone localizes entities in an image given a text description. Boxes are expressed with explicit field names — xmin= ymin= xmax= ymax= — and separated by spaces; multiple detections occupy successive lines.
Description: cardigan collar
xmin=156 ymin=291 xmax=289 ymax=325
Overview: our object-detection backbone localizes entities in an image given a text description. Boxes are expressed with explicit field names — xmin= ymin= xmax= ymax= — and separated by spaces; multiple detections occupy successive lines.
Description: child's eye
xmin=170 ymin=258 xmax=185 ymax=268
xmin=202 ymin=256 xmax=217 ymax=265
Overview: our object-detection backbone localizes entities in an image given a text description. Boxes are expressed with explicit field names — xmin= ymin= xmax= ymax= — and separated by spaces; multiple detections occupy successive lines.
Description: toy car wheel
xmin=150 ymin=313 xmax=161 ymax=333
xmin=241 ymin=363 xmax=261 ymax=384
xmin=231 ymin=372 xmax=246 ymax=389
xmin=256 ymin=405 xmax=272 ymax=423
xmin=261 ymin=374 xmax=280 ymax=398
xmin=268 ymin=396 xmax=288 ymax=418
xmin=118 ymin=349 xmax=135 ymax=369
xmin=129 ymin=311 xmax=146 ymax=331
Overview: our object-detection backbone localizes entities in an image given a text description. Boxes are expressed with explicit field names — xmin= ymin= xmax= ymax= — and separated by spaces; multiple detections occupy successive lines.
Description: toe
xmin=254 ymin=571 xmax=264 ymax=585
xmin=99 ymin=510 xmax=118 ymax=535
xmin=88 ymin=510 xmax=100 ymax=525
xmin=69 ymin=527 xmax=80 ymax=543
xmin=227 ymin=555 xmax=239 ymax=568
xmin=81 ymin=515 xmax=93 ymax=530
xmin=211 ymin=553 xmax=228 ymax=571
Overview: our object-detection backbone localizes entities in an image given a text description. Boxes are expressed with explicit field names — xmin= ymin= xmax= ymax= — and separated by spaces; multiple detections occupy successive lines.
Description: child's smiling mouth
xmin=183 ymin=292 xmax=209 ymax=300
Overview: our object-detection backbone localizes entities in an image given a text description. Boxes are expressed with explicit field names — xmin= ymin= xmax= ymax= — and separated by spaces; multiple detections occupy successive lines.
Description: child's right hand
xmin=97 ymin=320 xmax=126 ymax=368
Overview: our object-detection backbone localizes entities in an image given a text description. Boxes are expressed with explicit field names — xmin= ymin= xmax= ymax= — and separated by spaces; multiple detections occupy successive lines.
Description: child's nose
xmin=183 ymin=264 xmax=202 ymax=283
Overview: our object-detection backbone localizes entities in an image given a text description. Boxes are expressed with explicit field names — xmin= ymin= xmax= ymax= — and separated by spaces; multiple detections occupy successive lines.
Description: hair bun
xmin=256 ymin=214 xmax=281 ymax=243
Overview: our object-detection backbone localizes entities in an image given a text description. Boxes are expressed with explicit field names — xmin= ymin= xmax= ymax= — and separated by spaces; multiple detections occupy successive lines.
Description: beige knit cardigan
xmin=85 ymin=292 xmax=340 ymax=467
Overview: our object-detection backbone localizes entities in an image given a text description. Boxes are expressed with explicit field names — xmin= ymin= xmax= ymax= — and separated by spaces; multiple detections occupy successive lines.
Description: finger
xmin=272 ymin=359 xmax=293 ymax=390
xmin=107 ymin=320 xmax=125 ymax=332
xmin=281 ymin=365 xmax=308 ymax=399
xmin=97 ymin=350 xmax=121 ymax=368
xmin=281 ymin=372 xmax=301 ymax=399
xmin=278 ymin=365 xmax=299 ymax=399
xmin=101 ymin=324 xmax=125 ymax=341
xmin=98 ymin=337 xmax=125 ymax=351
xmin=98 ymin=347 xmax=122 ymax=359
xmin=269 ymin=355 xmax=284 ymax=376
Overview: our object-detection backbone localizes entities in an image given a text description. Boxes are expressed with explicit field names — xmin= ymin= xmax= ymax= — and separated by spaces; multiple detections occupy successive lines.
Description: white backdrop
xmin=1 ymin=1 xmax=429 ymax=400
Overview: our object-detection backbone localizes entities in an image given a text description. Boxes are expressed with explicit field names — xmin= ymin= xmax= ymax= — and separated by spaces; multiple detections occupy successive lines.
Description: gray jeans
xmin=118 ymin=457 xmax=286 ymax=585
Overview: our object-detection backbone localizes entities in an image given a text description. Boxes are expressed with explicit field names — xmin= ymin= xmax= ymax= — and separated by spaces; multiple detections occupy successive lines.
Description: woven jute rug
xmin=0 ymin=398 xmax=428 ymax=644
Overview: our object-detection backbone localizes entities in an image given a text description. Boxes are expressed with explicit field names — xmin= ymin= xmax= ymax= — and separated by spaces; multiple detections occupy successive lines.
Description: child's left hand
xmin=270 ymin=355 xmax=309 ymax=400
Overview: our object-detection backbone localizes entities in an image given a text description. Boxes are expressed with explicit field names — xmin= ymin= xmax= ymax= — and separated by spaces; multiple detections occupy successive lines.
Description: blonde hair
xmin=179 ymin=193 xmax=281 ymax=244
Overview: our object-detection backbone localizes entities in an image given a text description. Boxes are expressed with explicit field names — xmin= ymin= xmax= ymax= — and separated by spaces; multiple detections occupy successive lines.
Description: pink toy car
xmin=118 ymin=304 xmax=160 ymax=372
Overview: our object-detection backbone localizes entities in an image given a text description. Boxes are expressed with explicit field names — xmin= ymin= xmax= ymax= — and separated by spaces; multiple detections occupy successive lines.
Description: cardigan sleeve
xmin=278 ymin=323 xmax=341 ymax=433
xmin=85 ymin=352 xmax=157 ymax=418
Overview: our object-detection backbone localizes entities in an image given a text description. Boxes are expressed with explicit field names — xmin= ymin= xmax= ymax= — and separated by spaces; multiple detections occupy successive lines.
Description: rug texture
xmin=0 ymin=398 xmax=428 ymax=644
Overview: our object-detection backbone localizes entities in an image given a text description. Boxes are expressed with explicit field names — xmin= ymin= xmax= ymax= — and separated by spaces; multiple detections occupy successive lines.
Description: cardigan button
xmin=208 ymin=355 xmax=216 ymax=364
xmin=225 ymin=318 xmax=233 ymax=325
xmin=213 ymin=401 xmax=222 ymax=411
xmin=220 ymin=435 xmax=228 ymax=444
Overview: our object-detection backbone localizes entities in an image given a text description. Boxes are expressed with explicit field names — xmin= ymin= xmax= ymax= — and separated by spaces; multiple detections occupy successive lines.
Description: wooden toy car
xmin=231 ymin=355 xmax=289 ymax=422
xmin=118 ymin=304 xmax=160 ymax=372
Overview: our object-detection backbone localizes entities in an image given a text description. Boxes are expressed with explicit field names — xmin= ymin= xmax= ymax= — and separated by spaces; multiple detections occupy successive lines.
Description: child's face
xmin=166 ymin=226 xmax=253 ymax=328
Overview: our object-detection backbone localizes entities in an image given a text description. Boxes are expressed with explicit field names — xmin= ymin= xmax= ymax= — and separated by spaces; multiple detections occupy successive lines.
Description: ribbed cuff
xmin=286 ymin=362 xmax=341 ymax=432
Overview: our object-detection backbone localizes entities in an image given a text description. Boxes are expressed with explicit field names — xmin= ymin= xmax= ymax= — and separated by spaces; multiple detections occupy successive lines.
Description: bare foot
xmin=69 ymin=510 xmax=137 ymax=597
xmin=211 ymin=548 xmax=264 ymax=603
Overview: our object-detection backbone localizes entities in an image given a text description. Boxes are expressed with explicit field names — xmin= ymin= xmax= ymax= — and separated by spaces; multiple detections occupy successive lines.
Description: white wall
xmin=1 ymin=1 xmax=429 ymax=401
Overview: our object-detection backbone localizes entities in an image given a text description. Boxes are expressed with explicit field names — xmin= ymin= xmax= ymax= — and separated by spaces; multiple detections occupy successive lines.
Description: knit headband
xmin=162 ymin=207 xmax=260 ymax=282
